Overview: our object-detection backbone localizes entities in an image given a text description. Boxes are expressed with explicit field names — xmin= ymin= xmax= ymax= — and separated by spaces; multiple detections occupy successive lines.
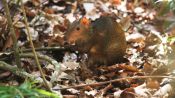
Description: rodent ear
xmin=80 ymin=17 xmax=90 ymax=26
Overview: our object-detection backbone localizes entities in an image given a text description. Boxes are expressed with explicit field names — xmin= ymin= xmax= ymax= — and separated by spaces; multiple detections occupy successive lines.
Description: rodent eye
xmin=76 ymin=27 xmax=80 ymax=31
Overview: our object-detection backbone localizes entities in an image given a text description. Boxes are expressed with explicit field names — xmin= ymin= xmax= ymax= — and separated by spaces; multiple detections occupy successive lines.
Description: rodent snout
xmin=63 ymin=41 xmax=69 ymax=46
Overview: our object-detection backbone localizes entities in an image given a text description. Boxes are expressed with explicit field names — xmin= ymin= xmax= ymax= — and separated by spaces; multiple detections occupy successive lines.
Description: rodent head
xmin=64 ymin=17 xmax=92 ymax=47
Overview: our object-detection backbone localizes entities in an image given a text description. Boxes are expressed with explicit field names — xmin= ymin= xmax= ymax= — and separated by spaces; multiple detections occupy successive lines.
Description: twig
xmin=2 ymin=0 xmax=21 ymax=68
xmin=20 ymin=53 xmax=60 ymax=71
xmin=1 ymin=46 xmax=68 ymax=55
xmin=0 ymin=0 xmax=12 ymax=13
xmin=96 ymin=84 xmax=113 ymax=97
xmin=20 ymin=1 xmax=51 ymax=91
xmin=0 ymin=61 xmax=34 ymax=79
xmin=56 ymin=76 xmax=175 ymax=90
xmin=21 ymin=46 xmax=68 ymax=53
xmin=0 ymin=46 xmax=74 ymax=62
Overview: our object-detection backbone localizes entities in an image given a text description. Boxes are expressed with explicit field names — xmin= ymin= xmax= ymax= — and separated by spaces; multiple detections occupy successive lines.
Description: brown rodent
xmin=64 ymin=16 xmax=127 ymax=66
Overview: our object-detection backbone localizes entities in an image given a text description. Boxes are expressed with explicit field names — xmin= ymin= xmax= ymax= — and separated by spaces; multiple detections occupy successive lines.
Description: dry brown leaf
xmin=146 ymin=78 xmax=160 ymax=89
xmin=120 ymin=16 xmax=131 ymax=31
xmin=3 ymin=28 xmax=20 ymax=51
xmin=44 ymin=7 xmax=55 ymax=14
xmin=120 ymin=88 xmax=135 ymax=98
xmin=48 ymin=35 xmax=64 ymax=46
xmin=118 ymin=64 xmax=139 ymax=72
xmin=143 ymin=62 xmax=153 ymax=74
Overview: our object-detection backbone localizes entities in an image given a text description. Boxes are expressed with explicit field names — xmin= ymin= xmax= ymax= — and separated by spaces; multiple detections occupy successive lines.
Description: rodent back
xmin=92 ymin=16 xmax=123 ymax=50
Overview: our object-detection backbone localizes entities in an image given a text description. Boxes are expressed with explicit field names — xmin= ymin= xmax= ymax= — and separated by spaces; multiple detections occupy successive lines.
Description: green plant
xmin=0 ymin=81 xmax=61 ymax=98
xmin=155 ymin=0 xmax=175 ymax=15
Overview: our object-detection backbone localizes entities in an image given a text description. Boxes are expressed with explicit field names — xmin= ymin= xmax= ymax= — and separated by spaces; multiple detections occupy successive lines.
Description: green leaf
xmin=0 ymin=81 xmax=61 ymax=98
xmin=168 ymin=37 xmax=175 ymax=42
xmin=35 ymin=89 xmax=60 ymax=98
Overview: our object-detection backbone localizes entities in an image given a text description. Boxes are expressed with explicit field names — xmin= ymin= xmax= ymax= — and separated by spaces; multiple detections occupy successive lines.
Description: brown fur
xmin=65 ymin=16 xmax=127 ymax=66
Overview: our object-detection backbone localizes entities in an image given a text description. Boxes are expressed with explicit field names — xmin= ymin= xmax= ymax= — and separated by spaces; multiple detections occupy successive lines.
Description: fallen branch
xmin=21 ymin=46 xmax=67 ymax=52
xmin=0 ymin=61 xmax=34 ymax=79
xmin=21 ymin=0 xmax=51 ymax=91
xmin=20 ymin=53 xmax=60 ymax=71
xmin=1 ymin=46 xmax=74 ymax=55
xmin=2 ymin=0 xmax=21 ymax=68
xmin=56 ymin=76 xmax=175 ymax=90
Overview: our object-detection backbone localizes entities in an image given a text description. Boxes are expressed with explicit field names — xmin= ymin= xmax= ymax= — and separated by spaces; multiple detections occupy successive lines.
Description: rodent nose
xmin=63 ymin=36 xmax=69 ymax=45
xmin=63 ymin=41 xmax=69 ymax=45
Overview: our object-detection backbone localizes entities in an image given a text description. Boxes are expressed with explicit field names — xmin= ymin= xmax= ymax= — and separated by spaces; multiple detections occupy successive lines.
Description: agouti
xmin=64 ymin=16 xmax=127 ymax=66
